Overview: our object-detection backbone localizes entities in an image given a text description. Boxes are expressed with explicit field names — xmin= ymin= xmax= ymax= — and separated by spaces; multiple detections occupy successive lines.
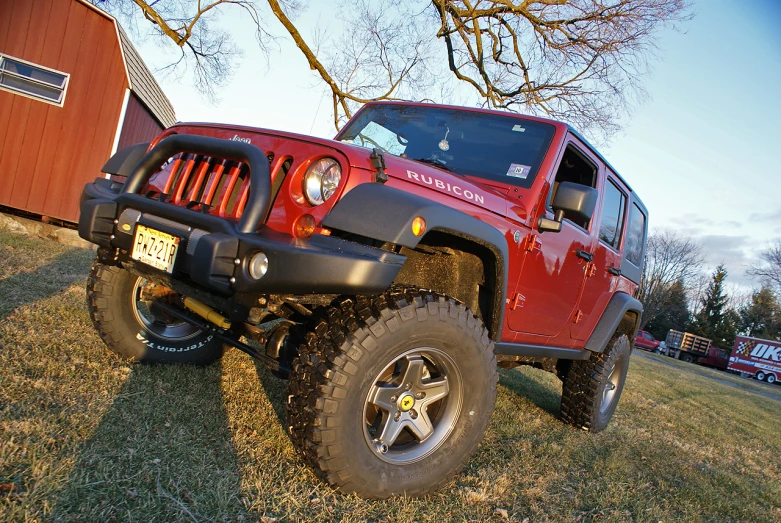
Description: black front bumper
xmin=78 ymin=135 xmax=405 ymax=298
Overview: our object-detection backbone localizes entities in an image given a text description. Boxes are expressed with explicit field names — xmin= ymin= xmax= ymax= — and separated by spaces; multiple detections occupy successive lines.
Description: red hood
xmin=376 ymin=154 xmax=508 ymax=215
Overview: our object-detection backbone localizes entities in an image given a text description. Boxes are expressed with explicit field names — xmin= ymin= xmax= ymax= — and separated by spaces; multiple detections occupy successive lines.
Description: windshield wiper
xmin=412 ymin=158 xmax=455 ymax=173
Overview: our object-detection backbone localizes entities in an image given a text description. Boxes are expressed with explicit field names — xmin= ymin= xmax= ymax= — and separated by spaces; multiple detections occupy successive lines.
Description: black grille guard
xmin=122 ymin=134 xmax=272 ymax=233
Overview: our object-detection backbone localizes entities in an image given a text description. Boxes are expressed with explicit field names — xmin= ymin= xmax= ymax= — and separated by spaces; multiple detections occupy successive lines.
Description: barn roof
xmin=115 ymin=26 xmax=178 ymax=128
xmin=79 ymin=0 xmax=177 ymax=128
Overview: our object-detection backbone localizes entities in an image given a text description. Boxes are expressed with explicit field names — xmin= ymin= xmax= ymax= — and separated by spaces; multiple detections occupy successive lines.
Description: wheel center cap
xmin=398 ymin=393 xmax=415 ymax=412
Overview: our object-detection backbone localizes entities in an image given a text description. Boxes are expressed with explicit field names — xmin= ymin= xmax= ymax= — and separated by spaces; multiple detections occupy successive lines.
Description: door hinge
xmin=523 ymin=234 xmax=541 ymax=252
xmin=509 ymin=293 xmax=525 ymax=310
xmin=585 ymin=261 xmax=597 ymax=278
xmin=573 ymin=310 xmax=583 ymax=324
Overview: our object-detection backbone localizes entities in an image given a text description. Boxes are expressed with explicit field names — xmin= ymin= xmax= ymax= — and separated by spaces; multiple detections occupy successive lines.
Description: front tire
xmin=87 ymin=259 xmax=225 ymax=365
xmin=286 ymin=291 xmax=497 ymax=498
xmin=767 ymin=374 xmax=777 ymax=385
xmin=756 ymin=370 xmax=767 ymax=381
xmin=560 ymin=334 xmax=631 ymax=432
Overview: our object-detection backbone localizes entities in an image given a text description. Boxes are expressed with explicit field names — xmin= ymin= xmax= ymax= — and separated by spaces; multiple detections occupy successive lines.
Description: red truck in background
xmin=696 ymin=345 xmax=729 ymax=370
xmin=634 ymin=329 xmax=662 ymax=352
xmin=728 ymin=336 xmax=781 ymax=384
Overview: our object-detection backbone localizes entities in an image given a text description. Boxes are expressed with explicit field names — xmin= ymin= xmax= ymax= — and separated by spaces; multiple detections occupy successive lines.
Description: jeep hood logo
xmin=231 ymin=134 xmax=251 ymax=144
xmin=406 ymin=170 xmax=485 ymax=205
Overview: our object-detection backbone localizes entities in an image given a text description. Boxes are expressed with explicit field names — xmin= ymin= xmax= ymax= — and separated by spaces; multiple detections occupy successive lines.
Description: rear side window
xmin=625 ymin=203 xmax=646 ymax=266
xmin=599 ymin=180 xmax=626 ymax=249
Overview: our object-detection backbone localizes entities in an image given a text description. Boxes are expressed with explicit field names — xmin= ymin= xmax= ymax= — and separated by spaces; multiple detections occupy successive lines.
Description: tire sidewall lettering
xmin=135 ymin=330 xmax=212 ymax=353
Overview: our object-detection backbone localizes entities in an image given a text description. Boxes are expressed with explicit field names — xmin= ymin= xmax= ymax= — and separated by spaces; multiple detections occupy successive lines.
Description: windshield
xmin=338 ymin=104 xmax=556 ymax=187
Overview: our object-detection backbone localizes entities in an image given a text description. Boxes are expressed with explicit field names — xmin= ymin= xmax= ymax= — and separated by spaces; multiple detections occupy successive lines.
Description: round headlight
xmin=303 ymin=158 xmax=341 ymax=206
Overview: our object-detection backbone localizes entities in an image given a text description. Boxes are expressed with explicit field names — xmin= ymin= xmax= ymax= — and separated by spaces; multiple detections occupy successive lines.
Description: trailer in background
xmin=728 ymin=336 xmax=781 ymax=384
xmin=665 ymin=330 xmax=712 ymax=363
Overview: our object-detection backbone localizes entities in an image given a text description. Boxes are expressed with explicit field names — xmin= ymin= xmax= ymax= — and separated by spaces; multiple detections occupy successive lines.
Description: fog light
xmin=411 ymin=216 xmax=426 ymax=236
xmin=295 ymin=214 xmax=316 ymax=238
xmin=248 ymin=252 xmax=269 ymax=280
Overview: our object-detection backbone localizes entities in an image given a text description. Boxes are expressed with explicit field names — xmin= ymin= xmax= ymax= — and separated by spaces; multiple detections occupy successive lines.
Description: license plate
xmin=131 ymin=225 xmax=180 ymax=273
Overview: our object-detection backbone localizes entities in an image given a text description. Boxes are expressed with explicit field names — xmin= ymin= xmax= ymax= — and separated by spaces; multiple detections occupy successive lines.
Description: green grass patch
xmin=1 ymin=229 xmax=780 ymax=522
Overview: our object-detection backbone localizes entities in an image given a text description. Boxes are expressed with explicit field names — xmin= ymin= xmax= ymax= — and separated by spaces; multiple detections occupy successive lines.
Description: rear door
xmin=571 ymin=170 xmax=628 ymax=340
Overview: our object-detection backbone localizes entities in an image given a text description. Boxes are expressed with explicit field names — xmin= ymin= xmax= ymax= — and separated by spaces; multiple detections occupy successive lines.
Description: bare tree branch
xmin=637 ymin=230 xmax=705 ymax=329
xmin=91 ymin=0 xmax=692 ymax=138
xmin=747 ymin=240 xmax=781 ymax=293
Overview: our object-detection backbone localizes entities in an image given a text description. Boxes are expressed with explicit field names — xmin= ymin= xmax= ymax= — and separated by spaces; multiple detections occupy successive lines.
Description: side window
xmin=0 ymin=54 xmax=69 ymax=106
xmin=599 ymin=180 xmax=626 ymax=249
xmin=549 ymin=144 xmax=597 ymax=229
xmin=625 ymin=203 xmax=646 ymax=266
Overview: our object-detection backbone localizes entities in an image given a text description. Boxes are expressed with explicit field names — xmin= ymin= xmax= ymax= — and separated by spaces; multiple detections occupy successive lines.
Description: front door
xmin=508 ymin=140 xmax=599 ymax=341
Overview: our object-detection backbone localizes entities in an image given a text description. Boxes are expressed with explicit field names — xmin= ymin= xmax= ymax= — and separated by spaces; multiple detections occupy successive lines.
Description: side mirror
xmin=538 ymin=181 xmax=598 ymax=233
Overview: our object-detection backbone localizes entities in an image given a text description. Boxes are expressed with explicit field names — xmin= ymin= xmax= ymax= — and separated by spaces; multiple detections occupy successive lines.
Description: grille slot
xmin=145 ymin=152 xmax=291 ymax=222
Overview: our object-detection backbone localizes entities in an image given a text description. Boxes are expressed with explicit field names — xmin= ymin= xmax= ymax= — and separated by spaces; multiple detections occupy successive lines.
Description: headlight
xmin=303 ymin=158 xmax=341 ymax=206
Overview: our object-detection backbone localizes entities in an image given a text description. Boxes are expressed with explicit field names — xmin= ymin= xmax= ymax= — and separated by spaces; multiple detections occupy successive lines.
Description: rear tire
xmin=767 ymin=374 xmax=777 ymax=385
xmin=87 ymin=259 xmax=225 ymax=365
xmin=560 ymin=334 xmax=631 ymax=432
xmin=756 ymin=370 xmax=767 ymax=382
xmin=286 ymin=291 xmax=497 ymax=498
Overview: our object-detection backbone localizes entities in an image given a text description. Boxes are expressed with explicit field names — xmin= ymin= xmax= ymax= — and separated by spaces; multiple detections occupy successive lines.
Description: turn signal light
xmin=411 ymin=216 xmax=426 ymax=236
xmin=295 ymin=214 xmax=316 ymax=238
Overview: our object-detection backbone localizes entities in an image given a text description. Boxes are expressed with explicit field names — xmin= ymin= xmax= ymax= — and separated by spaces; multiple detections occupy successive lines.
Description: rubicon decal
xmin=406 ymin=170 xmax=485 ymax=205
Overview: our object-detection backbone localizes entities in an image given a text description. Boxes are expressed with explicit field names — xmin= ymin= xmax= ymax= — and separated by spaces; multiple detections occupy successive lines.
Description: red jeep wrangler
xmin=79 ymin=102 xmax=647 ymax=498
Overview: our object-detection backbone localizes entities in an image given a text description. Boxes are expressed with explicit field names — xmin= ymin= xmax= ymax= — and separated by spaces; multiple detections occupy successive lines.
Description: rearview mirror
xmin=538 ymin=182 xmax=598 ymax=233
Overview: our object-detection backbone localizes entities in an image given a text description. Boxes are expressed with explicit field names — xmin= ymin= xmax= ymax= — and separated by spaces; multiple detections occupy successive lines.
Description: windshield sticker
xmin=512 ymin=124 xmax=526 ymax=132
xmin=507 ymin=163 xmax=531 ymax=179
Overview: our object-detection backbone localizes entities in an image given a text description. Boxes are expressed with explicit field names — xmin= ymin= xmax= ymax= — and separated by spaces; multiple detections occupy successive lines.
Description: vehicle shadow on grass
xmin=50 ymin=362 xmax=247 ymax=521
xmin=252 ymin=361 xmax=289 ymax=427
xmin=498 ymin=367 xmax=563 ymax=418
xmin=0 ymin=247 xmax=95 ymax=319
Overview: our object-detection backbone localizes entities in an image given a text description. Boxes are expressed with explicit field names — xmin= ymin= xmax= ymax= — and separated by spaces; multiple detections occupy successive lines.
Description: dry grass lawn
xmin=1 ymin=229 xmax=780 ymax=522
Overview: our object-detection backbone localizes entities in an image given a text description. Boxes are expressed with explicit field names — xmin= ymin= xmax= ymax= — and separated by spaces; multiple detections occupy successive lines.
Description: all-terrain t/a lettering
xmin=79 ymin=101 xmax=648 ymax=498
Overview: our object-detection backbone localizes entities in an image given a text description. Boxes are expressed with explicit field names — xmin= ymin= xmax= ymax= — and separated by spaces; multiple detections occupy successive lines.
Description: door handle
xmin=576 ymin=249 xmax=593 ymax=262
xmin=607 ymin=266 xmax=622 ymax=276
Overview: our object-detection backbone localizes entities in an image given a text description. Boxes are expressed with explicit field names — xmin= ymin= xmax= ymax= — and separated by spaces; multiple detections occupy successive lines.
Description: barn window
xmin=0 ymin=54 xmax=69 ymax=106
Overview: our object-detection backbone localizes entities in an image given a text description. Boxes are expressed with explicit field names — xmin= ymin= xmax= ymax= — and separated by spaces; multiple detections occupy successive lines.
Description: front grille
xmin=146 ymin=152 xmax=292 ymax=221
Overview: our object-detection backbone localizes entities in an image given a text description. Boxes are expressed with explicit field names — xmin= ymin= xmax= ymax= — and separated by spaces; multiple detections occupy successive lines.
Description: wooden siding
xmin=0 ymin=0 xmax=129 ymax=222
xmin=118 ymin=92 xmax=164 ymax=150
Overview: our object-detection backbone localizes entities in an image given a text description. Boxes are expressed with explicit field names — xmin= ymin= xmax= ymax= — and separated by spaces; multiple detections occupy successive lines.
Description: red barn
xmin=0 ymin=0 xmax=176 ymax=223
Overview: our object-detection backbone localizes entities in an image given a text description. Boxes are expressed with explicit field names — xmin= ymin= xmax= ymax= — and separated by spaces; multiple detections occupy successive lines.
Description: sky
xmin=127 ymin=0 xmax=781 ymax=290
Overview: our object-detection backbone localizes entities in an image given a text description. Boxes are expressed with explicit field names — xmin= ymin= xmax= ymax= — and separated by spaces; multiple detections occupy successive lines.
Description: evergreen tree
xmin=645 ymin=279 xmax=690 ymax=340
xmin=739 ymin=286 xmax=781 ymax=340
xmin=693 ymin=264 xmax=737 ymax=348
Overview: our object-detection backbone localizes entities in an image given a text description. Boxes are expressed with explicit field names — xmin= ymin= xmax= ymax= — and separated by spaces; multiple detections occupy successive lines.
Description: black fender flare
xmin=323 ymin=183 xmax=509 ymax=338
xmin=101 ymin=142 xmax=150 ymax=177
xmin=584 ymin=292 xmax=643 ymax=353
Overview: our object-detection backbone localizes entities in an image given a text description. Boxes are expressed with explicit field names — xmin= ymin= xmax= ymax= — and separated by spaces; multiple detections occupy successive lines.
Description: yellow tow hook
xmin=182 ymin=297 xmax=231 ymax=329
